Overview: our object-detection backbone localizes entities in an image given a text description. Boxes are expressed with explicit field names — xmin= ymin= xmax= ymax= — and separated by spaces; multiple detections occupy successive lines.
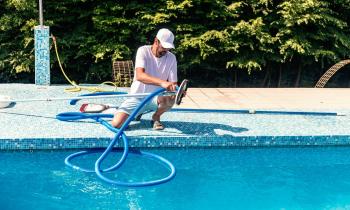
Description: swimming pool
xmin=2 ymin=146 xmax=350 ymax=210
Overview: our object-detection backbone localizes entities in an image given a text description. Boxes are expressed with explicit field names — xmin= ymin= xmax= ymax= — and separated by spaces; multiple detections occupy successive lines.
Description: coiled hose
xmin=56 ymin=88 xmax=176 ymax=187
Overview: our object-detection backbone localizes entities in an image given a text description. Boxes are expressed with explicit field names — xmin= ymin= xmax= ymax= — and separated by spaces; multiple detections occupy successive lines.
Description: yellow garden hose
xmin=51 ymin=35 xmax=118 ymax=93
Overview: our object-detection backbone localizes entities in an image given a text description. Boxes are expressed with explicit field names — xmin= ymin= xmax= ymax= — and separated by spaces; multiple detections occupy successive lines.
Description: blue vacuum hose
xmin=56 ymin=88 xmax=176 ymax=187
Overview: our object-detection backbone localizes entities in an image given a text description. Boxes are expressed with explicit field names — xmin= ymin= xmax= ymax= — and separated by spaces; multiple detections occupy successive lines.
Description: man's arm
xmin=135 ymin=67 xmax=177 ymax=91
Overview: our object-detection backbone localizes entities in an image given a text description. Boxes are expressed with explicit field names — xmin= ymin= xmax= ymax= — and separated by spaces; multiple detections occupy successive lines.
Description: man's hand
xmin=160 ymin=82 xmax=177 ymax=91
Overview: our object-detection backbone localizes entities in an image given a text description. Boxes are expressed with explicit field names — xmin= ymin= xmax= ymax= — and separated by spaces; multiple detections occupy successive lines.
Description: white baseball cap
xmin=156 ymin=28 xmax=175 ymax=49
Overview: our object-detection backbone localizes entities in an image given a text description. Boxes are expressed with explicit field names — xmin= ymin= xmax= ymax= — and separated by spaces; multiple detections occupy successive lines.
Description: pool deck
xmin=1 ymin=83 xmax=350 ymax=150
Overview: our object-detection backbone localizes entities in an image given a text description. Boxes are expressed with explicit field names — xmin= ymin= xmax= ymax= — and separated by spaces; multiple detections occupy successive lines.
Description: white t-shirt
xmin=130 ymin=45 xmax=177 ymax=94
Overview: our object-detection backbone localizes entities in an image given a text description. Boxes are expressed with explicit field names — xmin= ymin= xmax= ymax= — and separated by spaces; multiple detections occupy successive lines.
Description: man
xmin=111 ymin=28 xmax=178 ymax=130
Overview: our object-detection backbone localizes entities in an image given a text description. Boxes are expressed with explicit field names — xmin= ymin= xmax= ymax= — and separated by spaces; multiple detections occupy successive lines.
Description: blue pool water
xmin=1 ymin=147 xmax=350 ymax=210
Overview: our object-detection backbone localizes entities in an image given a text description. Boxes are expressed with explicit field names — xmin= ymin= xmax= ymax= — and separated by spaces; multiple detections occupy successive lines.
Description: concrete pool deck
xmin=0 ymin=84 xmax=349 ymax=150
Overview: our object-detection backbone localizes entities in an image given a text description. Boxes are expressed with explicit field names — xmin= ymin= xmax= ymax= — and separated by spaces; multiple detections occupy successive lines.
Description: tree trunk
xmin=277 ymin=64 xmax=282 ymax=87
xmin=294 ymin=62 xmax=302 ymax=87
xmin=261 ymin=67 xmax=270 ymax=87
xmin=267 ymin=72 xmax=271 ymax=87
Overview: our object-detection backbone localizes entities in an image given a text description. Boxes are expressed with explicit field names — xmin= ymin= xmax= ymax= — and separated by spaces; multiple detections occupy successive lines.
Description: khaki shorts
xmin=116 ymin=96 xmax=159 ymax=116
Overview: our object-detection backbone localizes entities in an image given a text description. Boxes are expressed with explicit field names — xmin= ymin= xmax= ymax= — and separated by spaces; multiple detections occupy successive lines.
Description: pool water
xmin=1 ymin=147 xmax=350 ymax=210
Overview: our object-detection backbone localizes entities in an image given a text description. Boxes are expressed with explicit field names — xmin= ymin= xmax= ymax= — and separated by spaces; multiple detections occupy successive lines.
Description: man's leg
xmin=111 ymin=98 xmax=140 ymax=128
xmin=152 ymin=96 xmax=175 ymax=122
xmin=111 ymin=112 xmax=129 ymax=128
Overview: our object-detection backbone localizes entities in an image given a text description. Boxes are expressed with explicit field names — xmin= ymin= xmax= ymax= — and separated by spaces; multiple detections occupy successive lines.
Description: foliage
xmin=0 ymin=0 xmax=349 ymax=87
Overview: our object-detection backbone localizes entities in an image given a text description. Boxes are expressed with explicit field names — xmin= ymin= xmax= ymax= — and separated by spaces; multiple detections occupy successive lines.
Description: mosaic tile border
xmin=1 ymin=135 xmax=350 ymax=150
xmin=34 ymin=26 xmax=50 ymax=85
